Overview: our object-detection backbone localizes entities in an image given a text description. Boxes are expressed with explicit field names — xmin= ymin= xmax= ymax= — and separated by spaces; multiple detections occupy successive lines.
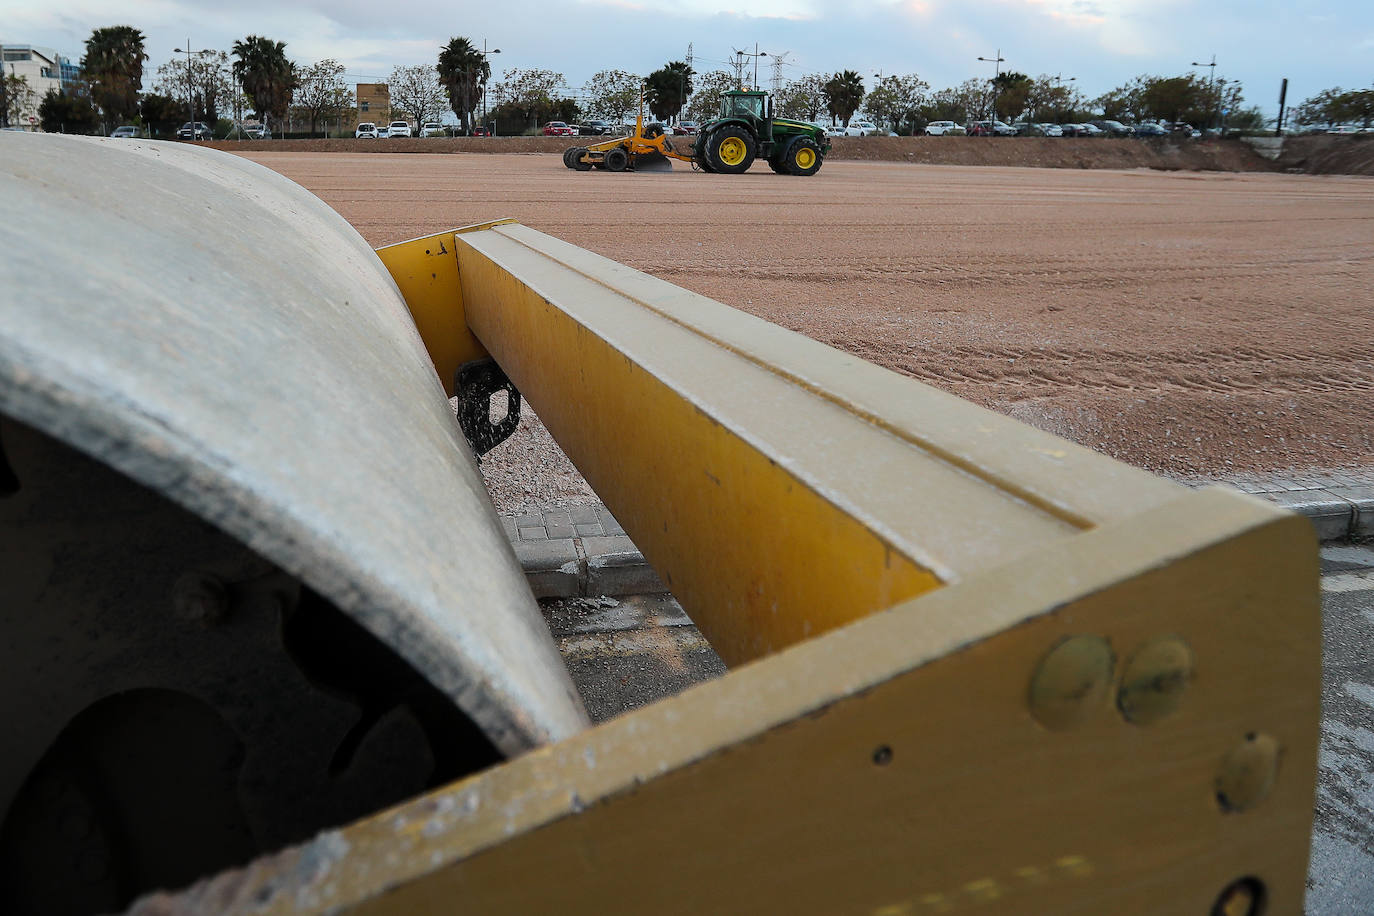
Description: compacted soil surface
xmin=214 ymin=134 xmax=1274 ymax=171
xmin=242 ymin=151 xmax=1374 ymax=509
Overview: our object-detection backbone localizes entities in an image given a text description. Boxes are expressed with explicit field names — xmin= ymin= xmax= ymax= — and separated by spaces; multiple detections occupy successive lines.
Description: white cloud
xmin=1 ymin=0 xmax=1366 ymax=117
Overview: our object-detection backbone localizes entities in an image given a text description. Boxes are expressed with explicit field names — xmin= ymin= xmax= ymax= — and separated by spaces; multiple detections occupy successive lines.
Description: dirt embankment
xmin=1273 ymin=135 xmax=1374 ymax=176
xmin=206 ymin=135 xmax=1276 ymax=172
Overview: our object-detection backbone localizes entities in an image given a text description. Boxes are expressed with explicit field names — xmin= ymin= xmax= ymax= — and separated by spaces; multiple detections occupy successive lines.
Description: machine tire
xmin=605 ymin=147 xmax=629 ymax=172
xmin=562 ymin=147 xmax=578 ymax=169
xmin=643 ymin=123 xmax=665 ymax=139
xmin=705 ymin=125 xmax=755 ymax=174
xmin=692 ymin=137 xmax=716 ymax=172
xmin=783 ymin=137 xmax=823 ymax=176
xmin=572 ymin=148 xmax=594 ymax=171
xmin=767 ymin=156 xmax=787 ymax=174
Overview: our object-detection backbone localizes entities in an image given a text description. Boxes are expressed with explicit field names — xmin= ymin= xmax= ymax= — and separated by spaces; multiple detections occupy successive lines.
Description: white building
xmin=1 ymin=43 xmax=80 ymax=130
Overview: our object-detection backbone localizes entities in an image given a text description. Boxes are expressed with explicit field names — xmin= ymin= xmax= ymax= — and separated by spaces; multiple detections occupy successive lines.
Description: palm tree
xmin=645 ymin=61 xmax=694 ymax=123
xmin=83 ymin=25 xmax=148 ymax=124
xmin=232 ymin=36 xmax=296 ymax=127
xmin=438 ymin=37 xmax=489 ymax=135
xmin=824 ymin=70 xmax=865 ymax=127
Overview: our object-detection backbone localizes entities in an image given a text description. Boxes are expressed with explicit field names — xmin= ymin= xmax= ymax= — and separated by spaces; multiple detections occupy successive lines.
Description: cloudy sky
xmin=3 ymin=0 xmax=1370 ymax=119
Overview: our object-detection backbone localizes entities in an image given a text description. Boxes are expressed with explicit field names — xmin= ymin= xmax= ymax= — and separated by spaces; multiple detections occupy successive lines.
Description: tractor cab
xmin=720 ymin=90 xmax=770 ymax=124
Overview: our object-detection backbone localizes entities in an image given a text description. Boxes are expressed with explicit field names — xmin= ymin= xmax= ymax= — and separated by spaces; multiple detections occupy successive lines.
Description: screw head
xmin=1211 ymin=876 xmax=1266 ymax=916
xmin=1029 ymin=635 xmax=1115 ymax=730
xmin=1216 ymin=733 xmax=1281 ymax=813
xmin=1118 ymin=636 xmax=1194 ymax=725
xmin=172 ymin=572 xmax=229 ymax=626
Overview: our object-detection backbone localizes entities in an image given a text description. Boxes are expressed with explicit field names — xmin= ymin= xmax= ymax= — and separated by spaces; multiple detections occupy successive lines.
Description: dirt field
xmin=242 ymin=151 xmax=1374 ymax=505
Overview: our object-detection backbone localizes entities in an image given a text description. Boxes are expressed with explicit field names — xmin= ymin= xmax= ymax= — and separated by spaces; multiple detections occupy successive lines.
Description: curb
xmin=502 ymin=505 xmax=665 ymax=600
xmin=505 ymin=477 xmax=1373 ymax=599
xmin=1180 ymin=475 xmax=1374 ymax=544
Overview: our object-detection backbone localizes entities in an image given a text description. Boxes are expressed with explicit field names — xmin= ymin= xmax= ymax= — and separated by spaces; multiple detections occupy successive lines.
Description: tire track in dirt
xmin=244 ymin=153 xmax=1374 ymax=478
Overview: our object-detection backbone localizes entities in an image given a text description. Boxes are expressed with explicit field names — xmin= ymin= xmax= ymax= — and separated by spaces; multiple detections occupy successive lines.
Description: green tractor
xmin=692 ymin=90 xmax=830 ymax=176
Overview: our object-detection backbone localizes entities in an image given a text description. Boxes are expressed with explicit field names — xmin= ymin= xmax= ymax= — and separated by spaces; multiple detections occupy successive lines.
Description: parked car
xmin=176 ymin=121 xmax=213 ymax=141
xmin=472 ymin=125 xmax=490 ymax=137
xmin=824 ymin=124 xmax=846 ymax=137
xmin=356 ymin=122 xmax=378 ymax=139
xmin=674 ymin=121 xmax=700 ymax=135
xmin=1035 ymin=123 xmax=1063 ymax=137
xmin=1132 ymin=122 xmax=1169 ymax=138
xmin=1326 ymin=124 xmax=1362 ymax=135
xmin=243 ymin=122 xmax=271 ymax=139
xmin=110 ymin=125 xmax=140 ymax=138
xmin=420 ymin=123 xmax=446 ymax=137
xmin=968 ymin=120 xmax=1016 ymax=137
xmin=843 ymin=120 xmax=880 ymax=137
xmin=1060 ymin=123 xmax=1097 ymax=138
xmin=577 ymin=120 xmax=614 ymax=136
xmin=1090 ymin=119 xmax=1134 ymax=137
xmin=542 ymin=121 xmax=574 ymax=136
xmin=924 ymin=120 xmax=964 ymax=136
xmin=387 ymin=120 xmax=412 ymax=137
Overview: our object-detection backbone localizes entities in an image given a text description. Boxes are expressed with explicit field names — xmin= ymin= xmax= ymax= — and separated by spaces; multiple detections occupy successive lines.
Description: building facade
xmin=355 ymin=83 xmax=390 ymax=127
xmin=1 ymin=43 xmax=79 ymax=130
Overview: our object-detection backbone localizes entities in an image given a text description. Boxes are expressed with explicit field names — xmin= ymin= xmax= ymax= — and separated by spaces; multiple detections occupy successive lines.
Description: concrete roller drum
xmin=0 ymin=133 xmax=586 ymax=914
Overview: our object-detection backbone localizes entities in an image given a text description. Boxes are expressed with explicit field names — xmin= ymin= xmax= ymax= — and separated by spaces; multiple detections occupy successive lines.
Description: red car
xmin=542 ymin=121 xmax=574 ymax=136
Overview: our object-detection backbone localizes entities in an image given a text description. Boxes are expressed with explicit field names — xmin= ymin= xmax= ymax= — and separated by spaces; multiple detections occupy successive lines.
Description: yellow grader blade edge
xmin=125 ymin=219 xmax=1321 ymax=915
xmin=134 ymin=490 xmax=1319 ymax=915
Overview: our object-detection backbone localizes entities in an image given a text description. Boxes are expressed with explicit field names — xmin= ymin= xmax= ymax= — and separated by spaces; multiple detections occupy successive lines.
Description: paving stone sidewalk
xmin=503 ymin=472 xmax=1374 ymax=599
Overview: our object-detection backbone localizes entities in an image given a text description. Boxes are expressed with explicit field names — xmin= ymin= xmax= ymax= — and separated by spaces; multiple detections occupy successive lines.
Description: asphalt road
xmin=1308 ymin=543 xmax=1374 ymax=914
xmin=546 ymin=542 xmax=1374 ymax=915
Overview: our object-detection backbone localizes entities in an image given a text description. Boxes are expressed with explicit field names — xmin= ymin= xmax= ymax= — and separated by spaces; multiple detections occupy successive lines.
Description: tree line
xmin=22 ymin=25 xmax=1371 ymax=138
xmin=28 ymin=27 xmax=511 ymax=138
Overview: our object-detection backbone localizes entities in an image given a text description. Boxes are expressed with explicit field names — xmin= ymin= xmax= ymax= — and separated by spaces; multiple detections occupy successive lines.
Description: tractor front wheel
xmin=705 ymin=126 xmax=755 ymax=174
xmin=784 ymin=137 xmax=823 ymax=176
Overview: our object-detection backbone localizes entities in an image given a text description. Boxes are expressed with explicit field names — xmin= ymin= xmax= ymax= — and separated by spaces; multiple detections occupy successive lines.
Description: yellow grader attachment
xmin=563 ymin=95 xmax=691 ymax=172
xmin=1 ymin=133 xmax=1319 ymax=916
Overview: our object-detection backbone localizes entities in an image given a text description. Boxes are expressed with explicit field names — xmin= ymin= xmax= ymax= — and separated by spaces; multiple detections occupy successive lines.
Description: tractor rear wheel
xmin=572 ymin=148 xmax=594 ymax=171
xmin=705 ymin=126 xmax=755 ymax=174
xmin=784 ymin=137 xmax=823 ymax=176
xmin=605 ymin=147 xmax=629 ymax=172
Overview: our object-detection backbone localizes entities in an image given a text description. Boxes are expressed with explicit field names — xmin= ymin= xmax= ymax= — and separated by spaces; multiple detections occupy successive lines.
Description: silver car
xmin=924 ymin=120 xmax=965 ymax=136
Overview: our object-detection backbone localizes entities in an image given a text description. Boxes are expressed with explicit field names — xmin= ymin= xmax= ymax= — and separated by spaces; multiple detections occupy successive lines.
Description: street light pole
xmin=1051 ymin=74 xmax=1076 ymax=123
xmin=734 ymin=46 xmax=767 ymax=90
xmin=977 ymin=49 xmax=1005 ymax=124
xmin=173 ymin=40 xmax=214 ymax=138
xmin=1191 ymin=54 xmax=1217 ymax=131
xmin=481 ymin=40 xmax=499 ymax=135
